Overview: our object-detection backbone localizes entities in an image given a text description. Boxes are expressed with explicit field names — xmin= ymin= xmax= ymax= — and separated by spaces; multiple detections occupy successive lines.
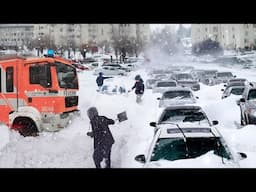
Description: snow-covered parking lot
xmin=1 ymin=57 xmax=256 ymax=168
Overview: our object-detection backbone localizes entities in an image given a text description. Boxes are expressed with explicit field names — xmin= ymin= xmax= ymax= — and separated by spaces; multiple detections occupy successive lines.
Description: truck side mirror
xmin=212 ymin=120 xmax=219 ymax=125
xmin=157 ymin=98 xmax=160 ymax=100
xmin=224 ymin=84 xmax=227 ymax=87
xmin=221 ymin=89 xmax=224 ymax=91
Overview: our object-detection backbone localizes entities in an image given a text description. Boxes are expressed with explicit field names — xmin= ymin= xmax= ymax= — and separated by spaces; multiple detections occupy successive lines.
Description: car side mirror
xmin=214 ymin=76 xmax=216 ymax=78
xmin=224 ymin=84 xmax=227 ymax=87
xmin=196 ymin=96 xmax=199 ymax=99
xmin=212 ymin=120 xmax=219 ymax=125
xmin=236 ymin=100 xmax=240 ymax=106
xmin=240 ymin=98 xmax=246 ymax=103
xmin=221 ymin=89 xmax=224 ymax=91
xmin=150 ymin=122 xmax=157 ymax=127
xmin=135 ymin=154 xmax=146 ymax=163
xmin=237 ymin=152 xmax=247 ymax=160
xmin=234 ymin=75 xmax=237 ymax=78
xmin=157 ymin=97 xmax=160 ymax=100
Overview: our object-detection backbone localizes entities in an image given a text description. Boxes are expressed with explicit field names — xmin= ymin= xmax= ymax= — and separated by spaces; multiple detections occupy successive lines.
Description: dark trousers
xmin=93 ymin=145 xmax=112 ymax=168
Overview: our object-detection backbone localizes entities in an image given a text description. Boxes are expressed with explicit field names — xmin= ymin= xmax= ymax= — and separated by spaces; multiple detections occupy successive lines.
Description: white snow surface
xmin=1 ymin=55 xmax=256 ymax=167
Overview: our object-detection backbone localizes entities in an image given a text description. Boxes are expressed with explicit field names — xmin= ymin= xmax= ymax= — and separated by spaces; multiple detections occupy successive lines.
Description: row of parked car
xmin=134 ymin=66 xmax=248 ymax=167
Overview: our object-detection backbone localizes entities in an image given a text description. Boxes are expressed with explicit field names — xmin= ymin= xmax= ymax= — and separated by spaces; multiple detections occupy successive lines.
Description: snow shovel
xmin=116 ymin=111 xmax=128 ymax=122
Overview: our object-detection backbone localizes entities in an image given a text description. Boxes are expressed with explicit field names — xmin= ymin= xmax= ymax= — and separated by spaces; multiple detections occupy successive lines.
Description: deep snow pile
xmin=1 ymin=57 xmax=256 ymax=167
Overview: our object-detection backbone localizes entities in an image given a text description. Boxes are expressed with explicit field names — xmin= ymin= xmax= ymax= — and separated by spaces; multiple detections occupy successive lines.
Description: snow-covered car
xmin=237 ymin=82 xmax=256 ymax=125
xmin=213 ymin=72 xmax=236 ymax=84
xmin=171 ymin=73 xmax=194 ymax=81
xmin=177 ymin=80 xmax=200 ymax=91
xmin=100 ymin=84 xmax=127 ymax=95
xmin=72 ymin=63 xmax=89 ymax=71
xmin=221 ymin=85 xmax=245 ymax=99
xmin=225 ymin=78 xmax=248 ymax=87
xmin=199 ymin=70 xmax=218 ymax=85
xmin=93 ymin=64 xmax=127 ymax=76
xmin=134 ymin=125 xmax=247 ymax=168
xmin=153 ymin=105 xmax=215 ymax=129
xmin=157 ymin=87 xmax=198 ymax=108
xmin=152 ymin=80 xmax=178 ymax=93
xmin=146 ymin=79 xmax=158 ymax=89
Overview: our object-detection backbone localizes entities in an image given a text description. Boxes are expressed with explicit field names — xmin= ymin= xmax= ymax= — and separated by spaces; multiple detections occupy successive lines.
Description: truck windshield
xmin=55 ymin=62 xmax=78 ymax=89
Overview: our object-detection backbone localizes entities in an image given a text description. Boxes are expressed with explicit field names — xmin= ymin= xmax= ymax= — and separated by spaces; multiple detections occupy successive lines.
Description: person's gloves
xmin=87 ymin=131 xmax=94 ymax=138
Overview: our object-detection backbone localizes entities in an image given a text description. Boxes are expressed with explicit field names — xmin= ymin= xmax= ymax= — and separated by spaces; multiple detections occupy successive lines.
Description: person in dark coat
xmin=96 ymin=72 xmax=113 ymax=92
xmin=130 ymin=75 xmax=145 ymax=103
xmin=87 ymin=107 xmax=115 ymax=168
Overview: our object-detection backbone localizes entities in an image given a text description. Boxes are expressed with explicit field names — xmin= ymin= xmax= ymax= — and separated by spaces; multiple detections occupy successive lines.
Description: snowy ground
xmin=1 ymin=56 xmax=256 ymax=168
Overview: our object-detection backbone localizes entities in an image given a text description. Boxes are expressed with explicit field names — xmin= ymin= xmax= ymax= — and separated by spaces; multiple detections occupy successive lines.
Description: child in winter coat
xmin=130 ymin=75 xmax=145 ymax=103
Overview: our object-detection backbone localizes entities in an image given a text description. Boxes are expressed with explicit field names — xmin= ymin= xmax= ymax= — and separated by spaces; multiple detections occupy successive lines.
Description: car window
xmin=230 ymin=88 xmax=245 ymax=95
xmin=248 ymin=89 xmax=256 ymax=100
xmin=217 ymin=72 xmax=233 ymax=77
xmin=157 ymin=82 xmax=176 ymax=87
xmin=163 ymin=91 xmax=192 ymax=99
xmin=150 ymin=137 xmax=231 ymax=161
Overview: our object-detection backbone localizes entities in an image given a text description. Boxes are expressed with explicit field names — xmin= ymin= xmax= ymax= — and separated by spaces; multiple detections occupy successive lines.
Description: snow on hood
xmin=145 ymin=151 xmax=237 ymax=168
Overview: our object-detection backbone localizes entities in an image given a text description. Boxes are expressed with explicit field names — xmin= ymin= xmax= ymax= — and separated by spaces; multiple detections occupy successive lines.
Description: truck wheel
xmin=13 ymin=117 xmax=39 ymax=137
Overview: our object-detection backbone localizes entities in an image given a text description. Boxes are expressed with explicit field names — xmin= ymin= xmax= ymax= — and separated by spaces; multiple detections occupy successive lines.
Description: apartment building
xmin=0 ymin=24 xmax=151 ymax=49
xmin=192 ymin=24 xmax=256 ymax=50
xmin=0 ymin=24 xmax=34 ymax=48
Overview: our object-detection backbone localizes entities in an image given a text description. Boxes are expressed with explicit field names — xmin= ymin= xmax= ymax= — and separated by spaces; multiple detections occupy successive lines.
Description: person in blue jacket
xmin=96 ymin=72 xmax=113 ymax=92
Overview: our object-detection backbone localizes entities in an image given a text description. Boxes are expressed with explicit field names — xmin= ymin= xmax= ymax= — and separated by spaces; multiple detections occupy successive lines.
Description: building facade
xmin=191 ymin=24 xmax=256 ymax=50
xmin=0 ymin=24 xmax=151 ymax=50
xmin=0 ymin=24 xmax=34 ymax=48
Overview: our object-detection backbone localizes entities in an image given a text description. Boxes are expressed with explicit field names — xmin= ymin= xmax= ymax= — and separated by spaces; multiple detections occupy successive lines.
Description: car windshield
xmin=163 ymin=91 xmax=192 ymax=99
xmin=217 ymin=72 xmax=233 ymax=77
xmin=150 ymin=137 xmax=231 ymax=161
xmin=157 ymin=82 xmax=176 ymax=87
xmin=248 ymin=89 xmax=256 ymax=100
xmin=148 ymin=79 xmax=157 ymax=84
xmin=159 ymin=108 xmax=207 ymax=123
xmin=55 ymin=62 xmax=78 ymax=89
xmin=177 ymin=74 xmax=193 ymax=80
xmin=230 ymin=87 xmax=245 ymax=95
xmin=179 ymin=81 xmax=197 ymax=85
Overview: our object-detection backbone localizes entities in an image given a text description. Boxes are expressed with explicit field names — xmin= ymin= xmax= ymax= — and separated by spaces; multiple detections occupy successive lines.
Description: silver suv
xmin=237 ymin=82 xmax=256 ymax=125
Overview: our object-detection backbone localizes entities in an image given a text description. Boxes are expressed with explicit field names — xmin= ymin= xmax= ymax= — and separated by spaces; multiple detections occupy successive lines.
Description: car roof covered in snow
xmin=162 ymin=87 xmax=192 ymax=93
xmin=158 ymin=125 xmax=220 ymax=138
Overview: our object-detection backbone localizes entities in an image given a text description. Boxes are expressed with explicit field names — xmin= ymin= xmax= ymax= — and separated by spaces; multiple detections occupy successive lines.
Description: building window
xmin=213 ymin=26 xmax=218 ymax=32
xmin=253 ymin=24 xmax=256 ymax=28
xmin=244 ymin=39 xmax=248 ymax=43
xmin=102 ymin=29 xmax=103 ymax=35
xmin=205 ymin=28 xmax=207 ymax=32
xmin=254 ymin=39 xmax=256 ymax=44
xmin=6 ymin=67 xmax=14 ymax=92
xmin=245 ymin=31 xmax=249 ymax=36
xmin=233 ymin=35 xmax=235 ymax=39
xmin=60 ymin=28 xmax=63 ymax=32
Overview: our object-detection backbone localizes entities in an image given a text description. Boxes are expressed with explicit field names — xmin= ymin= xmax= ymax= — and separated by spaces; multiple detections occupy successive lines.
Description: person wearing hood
xmin=129 ymin=75 xmax=145 ymax=103
xmin=96 ymin=72 xmax=113 ymax=92
xmin=87 ymin=107 xmax=115 ymax=168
